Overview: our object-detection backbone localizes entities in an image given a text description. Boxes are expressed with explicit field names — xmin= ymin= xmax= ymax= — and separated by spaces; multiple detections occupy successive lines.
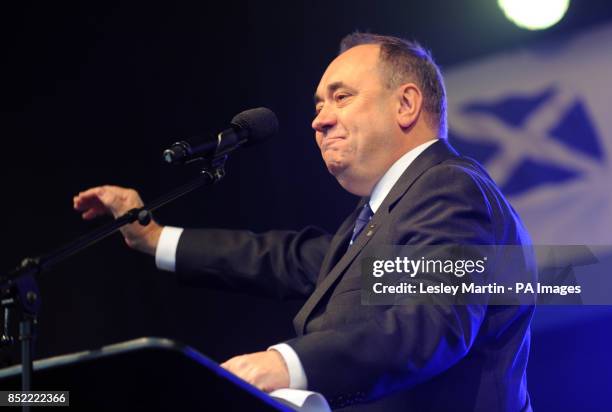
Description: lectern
xmin=0 ymin=337 xmax=295 ymax=411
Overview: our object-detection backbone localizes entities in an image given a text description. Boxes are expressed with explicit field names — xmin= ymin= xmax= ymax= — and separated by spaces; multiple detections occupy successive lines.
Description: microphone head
xmin=231 ymin=107 xmax=279 ymax=145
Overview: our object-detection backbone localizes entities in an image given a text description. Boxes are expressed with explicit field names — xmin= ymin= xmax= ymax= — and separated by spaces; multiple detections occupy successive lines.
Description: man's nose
xmin=312 ymin=106 xmax=337 ymax=133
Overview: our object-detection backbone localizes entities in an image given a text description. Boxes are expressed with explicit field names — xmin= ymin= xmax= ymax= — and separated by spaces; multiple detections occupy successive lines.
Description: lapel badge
xmin=366 ymin=223 xmax=376 ymax=237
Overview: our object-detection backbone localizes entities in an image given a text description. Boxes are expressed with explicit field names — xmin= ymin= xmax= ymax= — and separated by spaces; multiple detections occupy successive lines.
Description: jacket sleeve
xmin=174 ymin=226 xmax=332 ymax=300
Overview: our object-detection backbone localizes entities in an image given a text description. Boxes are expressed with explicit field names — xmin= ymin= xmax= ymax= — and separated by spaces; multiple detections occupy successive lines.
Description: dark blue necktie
xmin=350 ymin=202 xmax=373 ymax=246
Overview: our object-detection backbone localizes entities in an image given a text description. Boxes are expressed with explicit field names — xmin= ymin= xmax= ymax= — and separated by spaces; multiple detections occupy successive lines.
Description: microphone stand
xmin=0 ymin=155 xmax=228 ymax=412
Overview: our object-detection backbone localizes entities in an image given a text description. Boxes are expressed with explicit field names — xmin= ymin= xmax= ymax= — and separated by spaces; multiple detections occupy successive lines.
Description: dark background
xmin=2 ymin=0 xmax=612 ymax=408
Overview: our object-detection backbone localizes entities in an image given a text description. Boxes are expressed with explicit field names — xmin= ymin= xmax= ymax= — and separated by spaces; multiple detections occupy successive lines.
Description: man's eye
xmin=335 ymin=94 xmax=349 ymax=101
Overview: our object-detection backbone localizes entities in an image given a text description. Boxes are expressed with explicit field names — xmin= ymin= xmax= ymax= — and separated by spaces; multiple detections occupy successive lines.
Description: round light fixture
xmin=498 ymin=0 xmax=570 ymax=30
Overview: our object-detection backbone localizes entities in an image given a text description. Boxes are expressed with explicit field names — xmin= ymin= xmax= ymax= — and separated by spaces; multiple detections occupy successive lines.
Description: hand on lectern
xmin=73 ymin=185 xmax=163 ymax=256
xmin=220 ymin=350 xmax=290 ymax=393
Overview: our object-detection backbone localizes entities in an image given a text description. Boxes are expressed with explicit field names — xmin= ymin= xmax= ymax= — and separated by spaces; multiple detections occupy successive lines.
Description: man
xmin=74 ymin=33 xmax=535 ymax=411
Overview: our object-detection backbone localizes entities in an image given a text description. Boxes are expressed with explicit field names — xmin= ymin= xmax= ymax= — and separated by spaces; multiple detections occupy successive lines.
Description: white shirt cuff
xmin=155 ymin=226 xmax=184 ymax=272
xmin=268 ymin=343 xmax=308 ymax=390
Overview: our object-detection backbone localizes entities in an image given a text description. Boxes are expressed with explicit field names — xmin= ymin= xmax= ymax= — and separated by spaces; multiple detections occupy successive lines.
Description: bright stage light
xmin=498 ymin=0 xmax=570 ymax=30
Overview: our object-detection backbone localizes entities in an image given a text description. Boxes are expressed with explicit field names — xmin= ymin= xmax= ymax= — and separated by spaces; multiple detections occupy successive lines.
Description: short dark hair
xmin=340 ymin=32 xmax=447 ymax=138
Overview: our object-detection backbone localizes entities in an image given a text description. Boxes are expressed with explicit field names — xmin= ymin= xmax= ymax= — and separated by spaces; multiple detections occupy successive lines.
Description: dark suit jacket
xmin=175 ymin=140 xmax=535 ymax=411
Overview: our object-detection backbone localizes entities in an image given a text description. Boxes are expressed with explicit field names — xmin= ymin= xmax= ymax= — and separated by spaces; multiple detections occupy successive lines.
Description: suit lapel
xmin=378 ymin=139 xmax=458 ymax=214
xmin=315 ymin=199 xmax=366 ymax=285
xmin=294 ymin=208 xmax=380 ymax=335
xmin=293 ymin=140 xmax=459 ymax=335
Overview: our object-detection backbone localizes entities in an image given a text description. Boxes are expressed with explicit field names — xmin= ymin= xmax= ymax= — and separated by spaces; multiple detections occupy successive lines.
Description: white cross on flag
xmin=445 ymin=23 xmax=612 ymax=244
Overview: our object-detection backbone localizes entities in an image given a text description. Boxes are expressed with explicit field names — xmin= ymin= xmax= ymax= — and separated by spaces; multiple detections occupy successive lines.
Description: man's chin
xmin=325 ymin=160 xmax=348 ymax=178
xmin=324 ymin=163 xmax=359 ymax=195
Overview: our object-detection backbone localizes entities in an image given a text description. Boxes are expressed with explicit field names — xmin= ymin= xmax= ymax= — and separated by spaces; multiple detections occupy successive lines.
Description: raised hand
xmin=73 ymin=185 xmax=163 ymax=255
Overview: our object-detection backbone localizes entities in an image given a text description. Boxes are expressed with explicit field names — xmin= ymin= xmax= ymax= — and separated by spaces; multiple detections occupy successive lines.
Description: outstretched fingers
xmin=73 ymin=185 xmax=124 ymax=219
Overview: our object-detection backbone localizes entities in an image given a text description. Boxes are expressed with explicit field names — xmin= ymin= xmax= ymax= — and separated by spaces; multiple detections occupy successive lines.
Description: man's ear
xmin=396 ymin=83 xmax=423 ymax=129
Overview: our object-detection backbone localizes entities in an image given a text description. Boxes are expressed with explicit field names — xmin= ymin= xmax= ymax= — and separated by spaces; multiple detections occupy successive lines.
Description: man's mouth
xmin=322 ymin=136 xmax=345 ymax=151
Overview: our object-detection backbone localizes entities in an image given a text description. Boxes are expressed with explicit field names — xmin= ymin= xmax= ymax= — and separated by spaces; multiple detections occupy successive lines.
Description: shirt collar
xmin=369 ymin=139 xmax=439 ymax=213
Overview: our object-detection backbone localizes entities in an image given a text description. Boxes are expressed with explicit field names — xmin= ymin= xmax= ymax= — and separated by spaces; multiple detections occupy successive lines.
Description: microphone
xmin=163 ymin=107 xmax=279 ymax=165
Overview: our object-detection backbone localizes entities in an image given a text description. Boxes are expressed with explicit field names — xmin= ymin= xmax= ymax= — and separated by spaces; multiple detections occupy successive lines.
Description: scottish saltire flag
xmin=445 ymin=23 xmax=612 ymax=244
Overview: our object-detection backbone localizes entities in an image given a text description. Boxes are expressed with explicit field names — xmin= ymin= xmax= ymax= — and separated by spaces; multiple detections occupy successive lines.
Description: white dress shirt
xmin=155 ymin=138 xmax=439 ymax=389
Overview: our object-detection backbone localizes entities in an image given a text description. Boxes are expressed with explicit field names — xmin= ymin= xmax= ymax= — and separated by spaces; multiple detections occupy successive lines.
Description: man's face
xmin=312 ymin=44 xmax=400 ymax=196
